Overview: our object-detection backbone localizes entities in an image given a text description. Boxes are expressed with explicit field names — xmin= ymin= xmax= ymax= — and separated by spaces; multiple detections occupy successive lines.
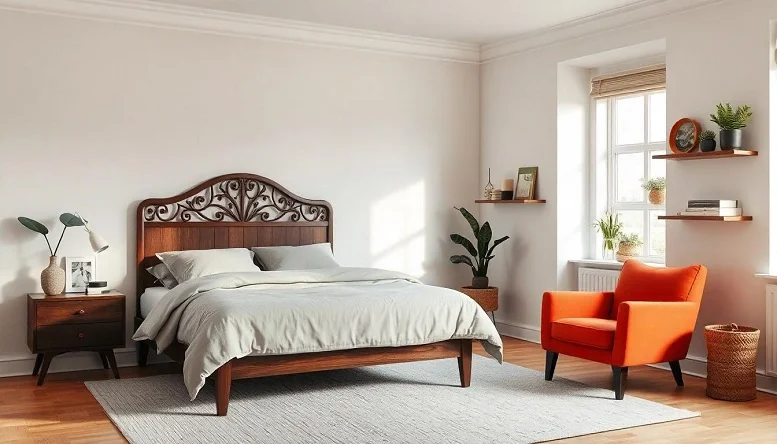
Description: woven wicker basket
xmin=648 ymin=189 xmax=665 ymax=205
xmin=705 ymin=323 xmax=760 ymax=401
xmin=459 ymin=286 xmax=498 ymax=312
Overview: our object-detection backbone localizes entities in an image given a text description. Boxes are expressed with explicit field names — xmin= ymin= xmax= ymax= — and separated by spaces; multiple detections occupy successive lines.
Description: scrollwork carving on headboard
xmin=143 ymin=177 xmax=329 ymax=223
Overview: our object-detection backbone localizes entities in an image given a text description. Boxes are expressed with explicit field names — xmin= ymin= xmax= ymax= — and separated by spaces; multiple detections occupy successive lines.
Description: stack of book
xmin=680 ymin=200 xmax=741 ymax=216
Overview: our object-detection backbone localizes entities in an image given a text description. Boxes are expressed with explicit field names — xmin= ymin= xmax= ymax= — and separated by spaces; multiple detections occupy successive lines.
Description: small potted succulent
xmin=699 ymin=130 xmax=717 ymax=152
xmin=710 ymin=103 xmax=752 ymax=150
xmin=594 ymin=211 xmax=623 ymax=260
xmin=642 ymin=177 xmax=666 ymax=205
xmin=615 ymin=233 xmax=643 ymax=263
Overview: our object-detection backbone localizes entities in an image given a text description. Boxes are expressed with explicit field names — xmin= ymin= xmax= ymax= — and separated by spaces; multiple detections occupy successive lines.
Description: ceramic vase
xmin=41 ymin=256 xmax=65 ymax=296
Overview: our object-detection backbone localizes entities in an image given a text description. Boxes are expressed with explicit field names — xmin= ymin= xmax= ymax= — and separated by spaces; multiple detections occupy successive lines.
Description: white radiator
xmin=577 ymin=268 xmax=620 ymax=292
xmin=766 ymin=285 xmax=777 ymax=377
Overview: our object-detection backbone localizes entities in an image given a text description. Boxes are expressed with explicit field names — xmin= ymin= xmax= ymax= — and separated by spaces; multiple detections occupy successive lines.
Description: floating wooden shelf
xmin=652 ymin=150 xmax=758 ymax=160
xmin=475 ymin=199 xmax=546 ymax=204
xmin=658 ymin=215 xmax=752 ymax=222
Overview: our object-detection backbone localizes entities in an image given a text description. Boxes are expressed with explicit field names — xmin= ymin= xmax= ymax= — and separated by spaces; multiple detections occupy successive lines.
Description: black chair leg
xmin=544 ymin=351 xmax=559 ymax=381
xmin=612 ymin=366 xmax=628 ymax=400
xmin=669 ymin=360 xmax=684 ymax=386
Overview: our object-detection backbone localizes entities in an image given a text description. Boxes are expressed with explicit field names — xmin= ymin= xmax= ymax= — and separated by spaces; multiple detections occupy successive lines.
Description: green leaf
xmin=450 ymin=255 xmax=474 ymax=267
xmin=59 ymin=213 xmax=86 ymax=227
xmin=486 ymin=235 xmax=509 ymax=257
xmin=477 ymin=222 xmax=492 ymax=263
xmin=457 ymin=207 xmax=480 ymax=238
xmin=18 ymin=217 xmax=49 ymax=235
xmin=450 ymin=234 xmax=478 ymax=257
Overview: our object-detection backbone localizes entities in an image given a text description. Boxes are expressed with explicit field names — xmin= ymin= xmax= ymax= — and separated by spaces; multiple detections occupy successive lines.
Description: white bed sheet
xmin=140 ymin=287 xmax=169 ymax=318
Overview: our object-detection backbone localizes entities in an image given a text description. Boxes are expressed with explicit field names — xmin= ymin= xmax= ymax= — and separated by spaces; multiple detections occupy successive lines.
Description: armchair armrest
xmin=612 ymin=301 xmax=699 ymax=367
xmin=541 ymin=291 xmax=614 ymax=348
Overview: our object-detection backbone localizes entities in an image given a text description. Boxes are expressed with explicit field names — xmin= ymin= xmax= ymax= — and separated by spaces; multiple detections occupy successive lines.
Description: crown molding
xmin=0 ymin=0 xmax=480 ymax=63
xmin=480 ymin=0 xmax=726 ymax=63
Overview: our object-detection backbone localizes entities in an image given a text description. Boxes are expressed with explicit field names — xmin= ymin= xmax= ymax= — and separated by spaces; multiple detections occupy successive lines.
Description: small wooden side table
xmin=27 ymin=291 xmax=126 ymax=385
xmin=459 ymin=286 xmax=498 ymax=323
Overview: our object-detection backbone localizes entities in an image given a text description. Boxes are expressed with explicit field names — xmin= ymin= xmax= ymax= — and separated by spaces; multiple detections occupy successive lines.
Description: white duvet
xmin=133 ymin=268 xmax=503 ymax=399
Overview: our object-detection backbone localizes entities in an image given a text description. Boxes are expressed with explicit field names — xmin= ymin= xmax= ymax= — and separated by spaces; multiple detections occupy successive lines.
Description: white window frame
xmin=593 ymin=89 xmax=666 ymax=263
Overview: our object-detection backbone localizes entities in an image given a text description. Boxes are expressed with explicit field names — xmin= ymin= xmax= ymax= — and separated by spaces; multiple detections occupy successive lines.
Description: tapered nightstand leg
xmin=98 ymin=352 xmax=109 ymax=369
xmin=490 ymin=311 xmax=496 ymax=324
xmin=138 ymin=340 xmax=149 ymax=367
xmin=32 ymin=354 xmax=44 ymax=376
xmin=37 ymin=353 xmax=54 ymax=386
xmin=105 ymin=350 xmax=120 ymax=379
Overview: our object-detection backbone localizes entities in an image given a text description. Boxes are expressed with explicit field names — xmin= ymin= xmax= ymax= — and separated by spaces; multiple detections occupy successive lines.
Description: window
xmin=594 ymin=90 xmax=666 ymax=261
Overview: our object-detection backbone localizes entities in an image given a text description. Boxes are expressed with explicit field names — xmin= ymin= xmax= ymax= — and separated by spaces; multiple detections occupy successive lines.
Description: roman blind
xmin=590 ymin=64 xmax=666 ymax=98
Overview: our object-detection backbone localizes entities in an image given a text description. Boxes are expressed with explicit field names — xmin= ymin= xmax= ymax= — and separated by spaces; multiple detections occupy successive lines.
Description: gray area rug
xmin=86 ymin=356 xmax=698 ymax=443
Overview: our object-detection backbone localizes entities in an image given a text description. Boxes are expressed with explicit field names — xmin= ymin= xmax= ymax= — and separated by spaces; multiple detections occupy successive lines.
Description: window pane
xmin=617 ymin=210 xmax=645 ymax=256
xmin=649 ymin=210 xmax=666 ymax=257
xmin=616 ymin=152 xmax=645 ymax=203
xmin=650 ymin=150 xmax=666 ymax=179
xmin=616 ymin=95 xmax=645 ymax=145
xmin=648 ymin=92 xmax=666 ymax=143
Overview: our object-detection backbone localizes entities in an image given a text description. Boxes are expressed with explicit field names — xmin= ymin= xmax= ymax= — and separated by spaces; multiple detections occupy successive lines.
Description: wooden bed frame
xmin=135 ymin=173 xmax=473 ymax=416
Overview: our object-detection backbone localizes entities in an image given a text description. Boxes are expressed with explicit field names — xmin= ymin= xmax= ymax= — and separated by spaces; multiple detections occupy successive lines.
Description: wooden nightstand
xmin=27 ymin=291 xmax=125 ymax=385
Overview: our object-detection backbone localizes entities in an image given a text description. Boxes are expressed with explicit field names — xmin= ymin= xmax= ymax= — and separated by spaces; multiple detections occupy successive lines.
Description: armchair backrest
xmin=610 ymin=260 xmax=708 ymax=319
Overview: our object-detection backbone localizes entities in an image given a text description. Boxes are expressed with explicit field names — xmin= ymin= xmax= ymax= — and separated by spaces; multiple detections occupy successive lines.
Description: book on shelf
xmin=680 ymin=208 xmax=743 ymax=217
xmin=687 ymin=200 xmax=738 ymax=208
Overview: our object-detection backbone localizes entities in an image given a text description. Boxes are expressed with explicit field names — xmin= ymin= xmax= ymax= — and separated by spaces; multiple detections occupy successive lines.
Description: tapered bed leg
xmin=458 ymin=339 xmax=472 ymax=388
xmin=544 ymin=351 xmax=559 ymax=381
xmin=669 ymin=360 xmax=684 ymax=386
xmin=612 ymin=366 xmax=628 ymax=400
xmin=137 ymin=340 xmax=149 ymax=367
xmin=216 ymin=361 xmax=233 ymax=416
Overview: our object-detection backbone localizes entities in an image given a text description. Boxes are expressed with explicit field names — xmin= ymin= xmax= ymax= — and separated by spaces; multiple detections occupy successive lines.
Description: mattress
xmin=140 ymin=287 xmax=169 ymax=317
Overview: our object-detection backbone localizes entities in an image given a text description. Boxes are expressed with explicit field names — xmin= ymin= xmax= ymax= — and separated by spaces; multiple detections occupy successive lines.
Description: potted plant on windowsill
xmin=615 ymin=233 xmax=643 ymax=263
xmin=594 ymin=211 xmax=623 ymax=260
xmin=710 ymin=103 xmax=752 ymax=150
xmin=642 ymin=177 xmax=666 ymax=205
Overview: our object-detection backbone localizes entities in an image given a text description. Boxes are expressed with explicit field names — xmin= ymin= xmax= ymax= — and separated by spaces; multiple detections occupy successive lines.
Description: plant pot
xmin=616 ymin=244 xmax=641 ymax=263
xmin=648 ymin=189 xmax=665 ymax=205
xmin=700 ymin=139 xmax=717 ymax=152
xmin=41 ymin=256 xmax=65 ymax=296
xmin=471 ymin=276 xmax=489 ymax=289
xmin=719 ymin=129 xmax=742 ymax=150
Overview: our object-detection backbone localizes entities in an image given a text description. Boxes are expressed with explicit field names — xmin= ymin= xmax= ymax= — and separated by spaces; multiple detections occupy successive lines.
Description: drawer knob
xmin=77 ymin=309 xmax=86 ymax=315
xmin=78 ymin=332 xmax=85 ymax=339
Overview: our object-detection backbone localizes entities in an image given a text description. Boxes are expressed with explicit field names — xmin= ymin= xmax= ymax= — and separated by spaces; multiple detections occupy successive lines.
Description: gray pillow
xmin=156 ymin=248 xmax=258 ymax=283
xmin=146 ymin=263 xmax=178 ymax=289
xmin=251 ymin=243 xmax=339 ymax=271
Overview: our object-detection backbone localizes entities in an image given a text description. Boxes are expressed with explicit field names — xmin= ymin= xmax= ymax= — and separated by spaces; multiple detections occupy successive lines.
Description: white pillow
xmin=156 ymin=248 xmax=258 ymax=283
xmin=146 ymin=263 xmax=179 ymax=289
xmin=251 ymin=243 xmax=339 ymax=271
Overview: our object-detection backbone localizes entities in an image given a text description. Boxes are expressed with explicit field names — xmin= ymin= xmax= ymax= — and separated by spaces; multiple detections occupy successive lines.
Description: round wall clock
xmin=669 ymin=118 xmax=701 ymax=153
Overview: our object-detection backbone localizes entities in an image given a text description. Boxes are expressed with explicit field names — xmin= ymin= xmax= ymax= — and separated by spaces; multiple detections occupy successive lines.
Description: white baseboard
xmin=496 ymin=322 xmax=777 ymax=395
xmin=0 ymin=347 xmax=172 ymax=378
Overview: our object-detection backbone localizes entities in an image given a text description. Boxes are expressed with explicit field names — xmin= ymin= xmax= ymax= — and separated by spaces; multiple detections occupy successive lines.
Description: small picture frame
xmin=65 ymin=256 xmax=97 ymax=293
xmin=669 ymin=118 xmax=700 ymax=153
xmin=514 ymin=167 xmax=539 ymax=200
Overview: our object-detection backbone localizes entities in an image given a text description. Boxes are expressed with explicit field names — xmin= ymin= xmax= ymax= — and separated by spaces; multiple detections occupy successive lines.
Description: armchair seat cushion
xmin=552 ymin=318 xmax=617 ymax=350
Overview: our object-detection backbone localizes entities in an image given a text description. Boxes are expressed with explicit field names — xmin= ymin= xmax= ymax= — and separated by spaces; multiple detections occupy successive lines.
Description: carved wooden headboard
xmin=136 ymin=173 xmax=333 ymax=311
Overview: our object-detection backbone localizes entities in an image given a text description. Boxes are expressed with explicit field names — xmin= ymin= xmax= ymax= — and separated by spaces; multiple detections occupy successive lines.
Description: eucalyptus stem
xmin=43 ymin=234 xmax=53 ymax=256
xmin=52 ymin=227 xmax=68 ymax=257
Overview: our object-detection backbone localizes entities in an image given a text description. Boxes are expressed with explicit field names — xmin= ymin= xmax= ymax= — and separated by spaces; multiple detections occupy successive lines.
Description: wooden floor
xmin=1 ymin=336 xmax=776 ymax=443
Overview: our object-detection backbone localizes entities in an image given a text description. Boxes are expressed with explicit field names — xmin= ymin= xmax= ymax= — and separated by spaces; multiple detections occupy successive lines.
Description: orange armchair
xmin=541 ymin=260 xmax=707 ymax=399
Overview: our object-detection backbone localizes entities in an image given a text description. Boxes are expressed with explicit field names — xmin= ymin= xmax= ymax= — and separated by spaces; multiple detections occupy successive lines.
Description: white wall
xmin=482 ymin=0 xmax=777 ymax=374
xmin=0 ymin=10 xmax=480 ymax=374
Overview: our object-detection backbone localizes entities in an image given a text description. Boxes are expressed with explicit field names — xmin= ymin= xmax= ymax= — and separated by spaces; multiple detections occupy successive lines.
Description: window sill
xmin=568 ymin=259 xmax=666 ymax=270
xmin=755 ymin=273 xmax=777 ymax=281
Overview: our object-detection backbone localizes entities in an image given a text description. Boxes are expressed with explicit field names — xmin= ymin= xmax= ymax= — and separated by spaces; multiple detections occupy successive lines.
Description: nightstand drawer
xmin=36 ymin=299 xmax=123 ymax=326
xmin=37 ymin=322 xmax=123 ymax=350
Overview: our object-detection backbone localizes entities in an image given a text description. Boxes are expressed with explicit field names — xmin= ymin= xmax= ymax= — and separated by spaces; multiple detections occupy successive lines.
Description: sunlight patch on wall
xmin=370 ymin=181 xmax=426 ymax=277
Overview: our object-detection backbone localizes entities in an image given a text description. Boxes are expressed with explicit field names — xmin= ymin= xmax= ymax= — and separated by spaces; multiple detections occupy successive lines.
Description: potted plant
xmin=642 ymin=177 xmax=666 ymax=205
xmin=18 ymin=213 xmax=86 ymax=295
xmin=709 ymin=103 xmax=752 ymax=150
xmin=450 ymin=207 xmax=509 ymax=289
xmin=594 ymin=211 xmax=623 ymax=260
xmin=615 ymin=233 xmax=643 ymax=263
xmin=699 ymin=130 xmax=717 ymax=152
